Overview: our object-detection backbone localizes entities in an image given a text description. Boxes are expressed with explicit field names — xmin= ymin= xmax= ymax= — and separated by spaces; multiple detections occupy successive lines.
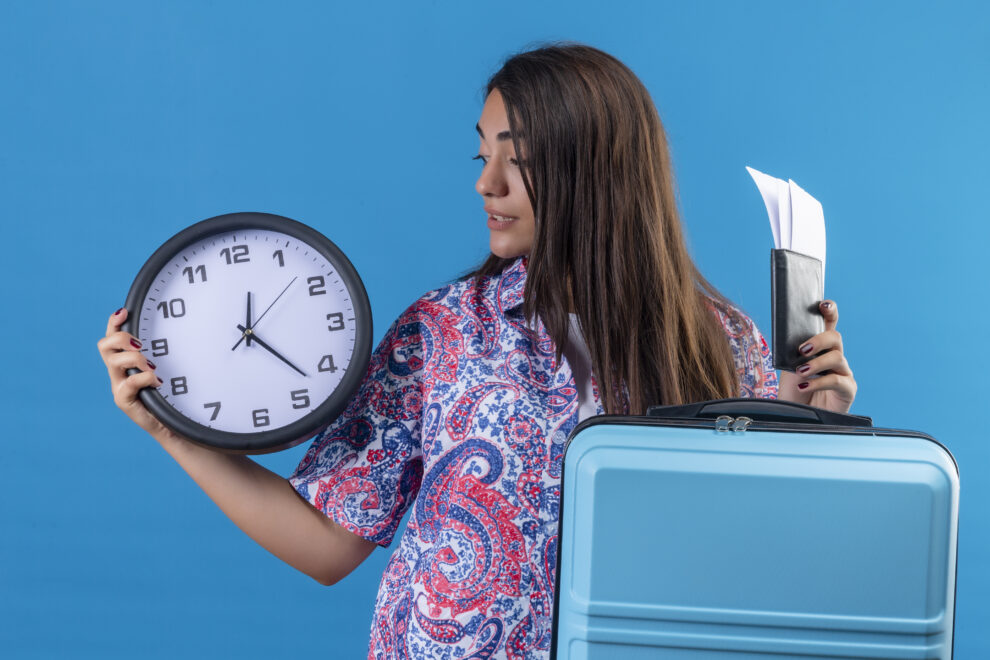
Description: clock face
xmin=123 ymin=213 xmax=371 ymax=452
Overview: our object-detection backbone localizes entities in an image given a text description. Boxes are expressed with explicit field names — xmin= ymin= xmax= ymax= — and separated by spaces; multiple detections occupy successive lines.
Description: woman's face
xmin=475 ymin=89 xmax=536 ymax=259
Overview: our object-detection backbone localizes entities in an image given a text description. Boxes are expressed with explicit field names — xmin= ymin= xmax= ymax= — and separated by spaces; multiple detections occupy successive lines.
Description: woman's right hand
xmin=97 ymin=307 xmax=174 ymax=440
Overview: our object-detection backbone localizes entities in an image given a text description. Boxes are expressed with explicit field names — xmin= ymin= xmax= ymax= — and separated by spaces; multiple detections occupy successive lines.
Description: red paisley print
xmin=290 ymin=256 xmax=778 ymax=658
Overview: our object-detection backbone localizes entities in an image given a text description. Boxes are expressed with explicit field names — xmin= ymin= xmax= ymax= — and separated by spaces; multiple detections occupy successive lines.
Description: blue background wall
xmin=2 ymin=1 xmax=987 ymax=657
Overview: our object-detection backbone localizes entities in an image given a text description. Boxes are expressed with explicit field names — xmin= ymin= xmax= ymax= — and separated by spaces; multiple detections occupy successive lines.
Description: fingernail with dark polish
xmin=797 ymin=364 xmax=811 ymax=375
xmin=799 ymin=343 xmax=813 ymax=354
xmin=130 ymin=339 xmax=142 ymax=349
xmin=798 ymin=382 xmax=809 ymax=390
xmin=821 ymin=301 xmax=832 ymax=310
xmin=156 ymin=378 xmax=163 ymax=386
xmin=114 ymin=307 xmax=124 ymax=316
xmin=147 ymin=360 xmax=156 ymax=369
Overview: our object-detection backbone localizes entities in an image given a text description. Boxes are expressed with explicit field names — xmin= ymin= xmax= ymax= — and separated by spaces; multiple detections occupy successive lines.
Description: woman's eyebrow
xmin=475 ymin=123 xmax=514 ymax=142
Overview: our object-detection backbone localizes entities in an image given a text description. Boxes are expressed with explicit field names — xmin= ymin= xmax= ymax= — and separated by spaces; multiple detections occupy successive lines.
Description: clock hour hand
xmin=236 ymin=324 xmax=308 ymax=377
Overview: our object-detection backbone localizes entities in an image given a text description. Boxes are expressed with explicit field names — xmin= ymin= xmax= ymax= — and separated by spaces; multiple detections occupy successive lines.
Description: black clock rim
xmin=121 ymin=211 xmax=373 ymax=454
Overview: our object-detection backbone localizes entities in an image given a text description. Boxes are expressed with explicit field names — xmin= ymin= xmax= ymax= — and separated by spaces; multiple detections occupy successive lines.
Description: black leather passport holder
xmin=771 ymin=249 xmax=824 ymax=371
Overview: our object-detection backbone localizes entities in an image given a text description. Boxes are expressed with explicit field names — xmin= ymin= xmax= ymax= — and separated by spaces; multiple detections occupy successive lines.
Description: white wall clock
xmin=122 ymin=212 xmax=372 ymax=453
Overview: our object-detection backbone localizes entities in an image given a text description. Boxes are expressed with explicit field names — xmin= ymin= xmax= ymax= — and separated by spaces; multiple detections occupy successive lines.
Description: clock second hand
xmin=232 ymin=276 xmax=298 ymax=351
xmin=236 ymin=324 xmax=308 ymax=377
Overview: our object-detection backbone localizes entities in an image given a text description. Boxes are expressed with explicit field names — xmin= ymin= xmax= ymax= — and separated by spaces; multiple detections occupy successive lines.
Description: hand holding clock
xmin=97 ymin=307 xmax=376 ymax=584
xmin=96 ymin=213 xmax=376 ymax=583
xmin=101 ymin=292 xmax=311 ymax=445
xmin=98 ymin=307 xmax=170 ymax=438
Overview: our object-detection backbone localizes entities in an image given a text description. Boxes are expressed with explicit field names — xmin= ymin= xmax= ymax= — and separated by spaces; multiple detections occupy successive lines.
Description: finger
xmin=798 ymin=329 xmax=843 ymax=358
xmin=106 ymin=349 xmax=157 ymax=374
xmin=98 ymin=331 xmax=144 ymax=357
xmin=100 ymin=307 xmax=139 ymax=360
xmin=113 ymin=369 xmax=163 ymax=412
xmin=795 ymin=350 xmax=852 ymax=379
xmin=106 ymin=307 xmax=128 ymax=337
xmin=819 ymin=300 xmax=838 ymax=333
xmin=795 ymin=372 xmax=856 ymax=398
xmin=103 ymin=345 xmax=155 ymax=390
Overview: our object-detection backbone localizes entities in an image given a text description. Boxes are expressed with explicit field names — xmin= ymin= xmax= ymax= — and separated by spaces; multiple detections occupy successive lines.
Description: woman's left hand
xmin=778 ymin=300 xmax=857 ymax=413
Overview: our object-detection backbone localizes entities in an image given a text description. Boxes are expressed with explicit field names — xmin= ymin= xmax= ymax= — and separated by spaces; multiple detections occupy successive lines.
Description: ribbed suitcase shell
xmin=552 ymin=414 xmax=958 ymax=659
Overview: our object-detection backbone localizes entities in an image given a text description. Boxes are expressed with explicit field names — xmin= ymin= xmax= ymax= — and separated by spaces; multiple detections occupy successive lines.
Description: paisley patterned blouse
xmin=290 ymin=256 xmax=778 ymax=659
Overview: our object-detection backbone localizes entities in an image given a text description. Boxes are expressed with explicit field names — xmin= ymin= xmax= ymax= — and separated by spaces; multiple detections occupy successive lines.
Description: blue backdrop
xmin=2 ymin=1 xmax=987 ymax=657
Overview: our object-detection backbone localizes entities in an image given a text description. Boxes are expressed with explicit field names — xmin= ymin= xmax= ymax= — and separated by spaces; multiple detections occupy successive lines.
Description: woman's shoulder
xmin=382 ymin=269 xmax=502 ymax=342
xmin=703 ymin=295 xmax=760 ymax=341
xmin=400 ymin=265 xmax=507 ymax=320
xmin=704 ymin=295 xmax=778 ymax=398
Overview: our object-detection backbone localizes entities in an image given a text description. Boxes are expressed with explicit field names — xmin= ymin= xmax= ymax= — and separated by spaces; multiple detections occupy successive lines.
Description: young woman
xmin=99 ymin=43 xmax=855 ymax=658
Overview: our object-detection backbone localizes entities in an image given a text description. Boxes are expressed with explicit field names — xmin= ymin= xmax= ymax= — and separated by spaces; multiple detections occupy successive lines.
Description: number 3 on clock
xmin=327 ymin=312 xmax=345 ymax=331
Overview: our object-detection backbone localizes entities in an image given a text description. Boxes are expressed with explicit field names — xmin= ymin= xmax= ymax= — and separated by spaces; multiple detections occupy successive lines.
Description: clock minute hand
xmin=232 ymin=291 xmax=256 ymax=351
xmin=245 ymin=291 xmax=253 ymax=346
xmin=236 ymin=324 xmax=308 ymax=377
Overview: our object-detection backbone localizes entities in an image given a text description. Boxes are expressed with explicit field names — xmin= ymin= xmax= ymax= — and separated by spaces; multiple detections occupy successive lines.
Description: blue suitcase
xmin=552 ymin=399 xmax=959 ymax=659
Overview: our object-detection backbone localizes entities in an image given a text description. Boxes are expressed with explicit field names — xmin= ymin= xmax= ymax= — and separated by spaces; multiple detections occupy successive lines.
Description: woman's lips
xmin=487 ymin=214 xmax=518 ymax=230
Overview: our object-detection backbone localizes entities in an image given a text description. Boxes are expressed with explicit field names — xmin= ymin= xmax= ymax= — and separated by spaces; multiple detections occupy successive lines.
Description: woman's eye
xmin=473 ymin=154 xmax=521 ymax=167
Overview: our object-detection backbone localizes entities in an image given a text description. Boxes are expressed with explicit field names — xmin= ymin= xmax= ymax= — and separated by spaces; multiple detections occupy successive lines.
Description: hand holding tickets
xmin=747 ymin=166 xmax=856 ymax=412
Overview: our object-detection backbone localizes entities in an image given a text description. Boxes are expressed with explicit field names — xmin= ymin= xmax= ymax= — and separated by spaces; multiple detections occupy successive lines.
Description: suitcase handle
xmin=646 ymin=398 xmax=872 ymax=428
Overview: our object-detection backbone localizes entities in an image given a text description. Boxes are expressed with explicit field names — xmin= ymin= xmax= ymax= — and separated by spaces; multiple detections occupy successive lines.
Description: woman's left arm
xmin=777 ymin=300 xmax=857 ymax=413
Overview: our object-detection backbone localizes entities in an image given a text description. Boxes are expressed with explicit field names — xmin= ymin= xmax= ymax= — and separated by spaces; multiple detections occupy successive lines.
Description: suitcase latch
xmin=715 ymin=415 xmax=753 ymax=432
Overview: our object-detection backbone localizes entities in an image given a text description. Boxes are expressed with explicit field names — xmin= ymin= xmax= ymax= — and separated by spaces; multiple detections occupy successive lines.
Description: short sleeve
xmin=289 ymin=302 xmax=427 ymax=547
xmin=710 ymin=303 xmax=779 ymax=399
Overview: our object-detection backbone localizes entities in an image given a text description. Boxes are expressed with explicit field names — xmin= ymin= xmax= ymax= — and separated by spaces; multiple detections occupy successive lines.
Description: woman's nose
xmin=475 ymin=160 xmax=508 ymax=197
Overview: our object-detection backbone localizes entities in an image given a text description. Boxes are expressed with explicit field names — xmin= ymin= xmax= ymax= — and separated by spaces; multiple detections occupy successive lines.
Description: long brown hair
xmin=473 ymin=43 xmax=744 ymax=414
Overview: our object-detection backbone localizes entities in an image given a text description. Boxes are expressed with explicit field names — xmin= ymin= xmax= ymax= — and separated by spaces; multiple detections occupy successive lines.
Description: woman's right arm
xmin=98 ymin=308 xmax=376 ymax=586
